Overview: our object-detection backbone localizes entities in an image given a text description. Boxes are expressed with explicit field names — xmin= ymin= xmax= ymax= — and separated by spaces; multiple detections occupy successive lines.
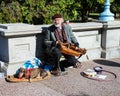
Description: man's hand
xmin=56 ymin=41 xmax=60 ymax=45
xmin=55 ymin=41 xmax=61 ymax=49
xmin=75 ymin=46 xmax=79 ymax=50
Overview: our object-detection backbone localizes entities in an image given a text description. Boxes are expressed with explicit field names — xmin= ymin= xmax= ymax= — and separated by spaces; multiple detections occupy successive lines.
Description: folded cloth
xmin=15 ymin=58 xmax=43 ymax=77
xmin=22 ymin=57 xmax=42 ymax=69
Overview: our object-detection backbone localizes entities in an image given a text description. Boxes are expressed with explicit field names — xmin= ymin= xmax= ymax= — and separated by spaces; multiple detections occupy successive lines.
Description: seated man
xmin=44 ymin=14 xmax=82 ymax=76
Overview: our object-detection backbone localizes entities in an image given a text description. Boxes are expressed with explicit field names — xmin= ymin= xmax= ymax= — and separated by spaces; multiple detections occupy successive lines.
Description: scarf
xmin=54 ymin=25 xmax=68 ymax=43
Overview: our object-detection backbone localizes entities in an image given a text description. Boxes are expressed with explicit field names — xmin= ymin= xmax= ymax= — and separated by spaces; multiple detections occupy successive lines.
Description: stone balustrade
xmin=0 ymin=21 xmax=120 ymax=75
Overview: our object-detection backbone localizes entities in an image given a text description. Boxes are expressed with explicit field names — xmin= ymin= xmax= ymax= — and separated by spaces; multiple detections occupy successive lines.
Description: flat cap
xmin=52 ymin=14 xmax=62 ymax=20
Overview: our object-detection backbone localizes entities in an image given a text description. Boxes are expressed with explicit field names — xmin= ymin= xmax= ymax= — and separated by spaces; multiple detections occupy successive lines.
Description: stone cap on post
xmin=0 ymin=23 xmax=42 ymax=37
xmin=70 ymin=22 xmax=103 ymax=32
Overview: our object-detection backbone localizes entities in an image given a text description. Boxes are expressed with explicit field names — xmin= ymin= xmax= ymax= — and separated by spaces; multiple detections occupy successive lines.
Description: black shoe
xmin=51 ymin=68 xmax=68 ymax=76
xmin=73 ymin=61 xmax=82 ymax=68
xmin=51 ymin=68 xmax=61 ymax=76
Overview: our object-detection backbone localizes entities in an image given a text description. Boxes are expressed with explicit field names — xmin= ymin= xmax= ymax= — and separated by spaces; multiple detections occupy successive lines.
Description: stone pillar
xmin=0 ymin=23 xmax=42 ymax=75
xmin=101 ymin=21 xmax=120 ymax=59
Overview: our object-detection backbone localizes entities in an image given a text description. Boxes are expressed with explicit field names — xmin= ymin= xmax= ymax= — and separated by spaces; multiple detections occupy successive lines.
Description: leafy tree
xmin=76 ymin=0 xmax=97 ymax=22
xmin=0 ymin=1 xmax=23 ymax=23
xmin=78 ymin=0 xmax=115 ymax=22
xmin=16 ymin=0 xmax=42 ymax=24
xmin=111 ymin=0 xmax=120 ymax=18
xmin=0 ymin=0 xmax=118 ymax=24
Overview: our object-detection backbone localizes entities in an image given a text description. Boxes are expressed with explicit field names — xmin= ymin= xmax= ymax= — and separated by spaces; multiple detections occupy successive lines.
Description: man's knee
xmin=52 ymin=48 xmax=62 ymax=58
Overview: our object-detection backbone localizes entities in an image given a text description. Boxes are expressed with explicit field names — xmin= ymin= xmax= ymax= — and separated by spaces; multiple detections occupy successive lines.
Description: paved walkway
xmin=0 ymin=58 xmax=120 ymax=96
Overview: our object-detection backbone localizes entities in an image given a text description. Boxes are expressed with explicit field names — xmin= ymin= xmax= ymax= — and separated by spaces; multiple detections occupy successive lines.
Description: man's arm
xmin=44 ymin=28 xmax=53 ymax=49
xmin=68 ymin=25 xmax=79 ymax=47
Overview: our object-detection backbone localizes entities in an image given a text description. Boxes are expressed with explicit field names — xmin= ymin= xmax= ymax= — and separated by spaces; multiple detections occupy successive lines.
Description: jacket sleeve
xmin=68 ymin=25 xmax=79 ymax=47
xmin=44 ymin=28 xmax=53 ymax=49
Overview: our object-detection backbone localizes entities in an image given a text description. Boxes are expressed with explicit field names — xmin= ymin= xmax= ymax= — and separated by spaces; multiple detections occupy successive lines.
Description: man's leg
xmin=50 ymin=48 xmax=68 ymax=76
xmin=51 ymin=47 xmax=62 ymax=69
xmin=63 ymin=54 xmax=82 ymax=68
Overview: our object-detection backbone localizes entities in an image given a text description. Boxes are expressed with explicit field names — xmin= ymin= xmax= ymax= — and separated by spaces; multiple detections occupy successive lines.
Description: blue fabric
xmin=44 ymin=65 xmax=53 ymax=71
xmin=22 ymin=58 xmax=43 ymax=69
xmin=15 ymin=57 xmax=54 ymax=75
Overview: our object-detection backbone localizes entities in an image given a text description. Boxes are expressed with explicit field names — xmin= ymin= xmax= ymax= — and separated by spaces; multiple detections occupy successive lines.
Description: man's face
xmin=53 ymin=18 xmax=63 ymax=27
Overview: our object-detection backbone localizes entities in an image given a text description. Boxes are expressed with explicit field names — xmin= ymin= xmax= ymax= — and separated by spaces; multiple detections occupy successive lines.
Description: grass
xmin=89 ymin=13 xmax=100 ymax=19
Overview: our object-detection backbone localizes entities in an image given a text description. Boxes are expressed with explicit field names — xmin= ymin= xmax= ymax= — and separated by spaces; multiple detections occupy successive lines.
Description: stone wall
xmin=101 ymin=21 xmax=120 ymax=59
xmin=0 ymin=21 xmax=120 ymax=75
xmin=0 ymin=23 xmax=42 ymax=75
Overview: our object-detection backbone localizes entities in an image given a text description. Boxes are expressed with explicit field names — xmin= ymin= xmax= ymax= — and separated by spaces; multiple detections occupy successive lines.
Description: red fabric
xmin=25 ymin=69 xmax=33 ymax=79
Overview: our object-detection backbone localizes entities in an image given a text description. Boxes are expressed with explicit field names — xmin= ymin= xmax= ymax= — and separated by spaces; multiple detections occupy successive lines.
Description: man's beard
xmin=54 ymin=24 xmax=61 ymax=27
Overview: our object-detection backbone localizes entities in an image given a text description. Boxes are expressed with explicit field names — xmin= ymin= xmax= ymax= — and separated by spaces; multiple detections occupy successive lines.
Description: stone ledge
xmin=0 ymin=23 xmax=42 ymax=37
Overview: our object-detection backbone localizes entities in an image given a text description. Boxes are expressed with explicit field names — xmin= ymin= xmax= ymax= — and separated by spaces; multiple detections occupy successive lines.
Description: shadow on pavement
xmin=67 ymin=93 xmax=90 ymax=96
xmin=93 ymin=59 xmax=120 ymax=67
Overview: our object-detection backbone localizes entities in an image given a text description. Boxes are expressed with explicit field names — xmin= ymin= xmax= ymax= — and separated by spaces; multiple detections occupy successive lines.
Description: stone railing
xmin=0 ymin=21 xmax=120 ymax=75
